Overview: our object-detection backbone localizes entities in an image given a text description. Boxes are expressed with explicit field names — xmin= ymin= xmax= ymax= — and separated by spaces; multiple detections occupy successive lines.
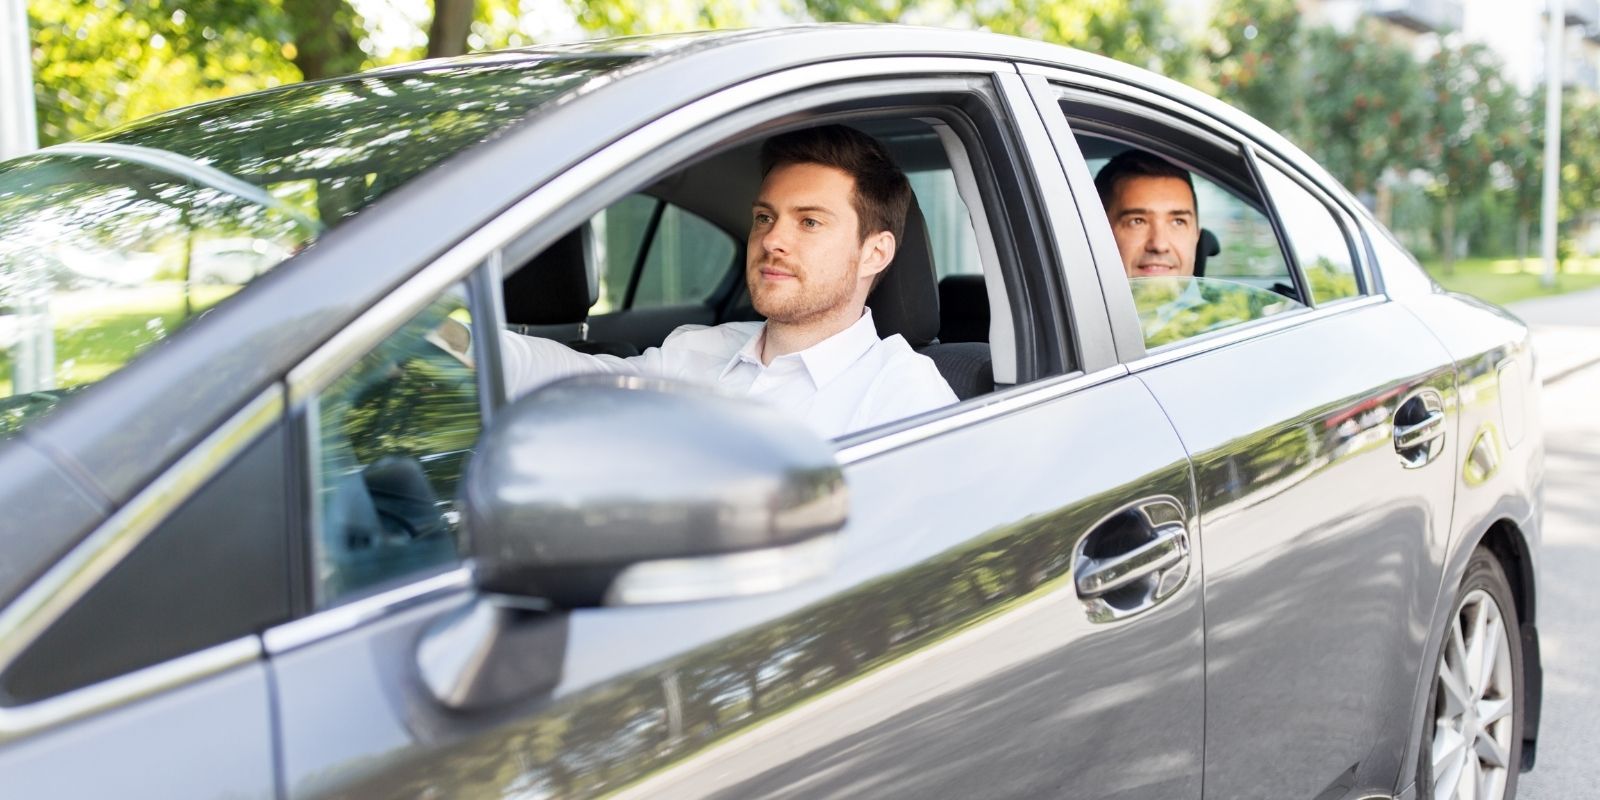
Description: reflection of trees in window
xmin=314 ymin=293 xmax=478 ymax=602
xmin=1303 ymin=256 xmax=1359 ymax=303
xmin=1131 ymin=277 xmax=1302 ymax=348
xmin=353 ymin=494 xmax=1134 ymax=800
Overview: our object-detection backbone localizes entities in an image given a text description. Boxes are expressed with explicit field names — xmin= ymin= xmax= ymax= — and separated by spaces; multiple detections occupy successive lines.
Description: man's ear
xmin=858 ymin=230 xmax=896 ymax=281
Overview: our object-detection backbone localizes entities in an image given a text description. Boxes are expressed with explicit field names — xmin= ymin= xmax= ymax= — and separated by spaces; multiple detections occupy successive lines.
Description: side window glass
xmin=1257 ymin=161 xmax=1362 ymax=303
xmin=310 ymin=284 xmax=479 ymax=606
xmin=908 ymin=168 xmax=982 ymax=279
xmin=589 ymin=195 xmax=736 ymax=313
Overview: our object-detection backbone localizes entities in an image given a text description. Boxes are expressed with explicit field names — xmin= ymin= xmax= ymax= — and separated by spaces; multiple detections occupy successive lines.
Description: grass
xmin=1421 ymin=256 xmax=1600 ymax=307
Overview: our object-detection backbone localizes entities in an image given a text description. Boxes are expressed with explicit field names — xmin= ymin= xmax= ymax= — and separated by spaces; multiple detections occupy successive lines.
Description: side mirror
xmin=461 ymin=373 xmax=848 ymax=608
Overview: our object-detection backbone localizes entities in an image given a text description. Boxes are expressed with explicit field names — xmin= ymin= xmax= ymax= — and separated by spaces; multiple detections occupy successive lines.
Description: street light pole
xmin=0 ymin=0 xmax=35 ymax=160
xmin=1542 ymin=0 xmax=1565 ymax=290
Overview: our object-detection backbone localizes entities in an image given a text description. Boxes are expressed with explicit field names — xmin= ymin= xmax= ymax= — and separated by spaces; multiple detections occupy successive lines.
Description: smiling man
xmin=1094 ymin=150 xmax=1201 ymax=278
xmin=497 ymin=124 xmax=957 ymax=438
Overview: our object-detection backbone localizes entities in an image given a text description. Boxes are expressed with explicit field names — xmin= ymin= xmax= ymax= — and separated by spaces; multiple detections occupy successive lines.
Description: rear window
xmin=0 ymin=56 xmax=632 ymax=437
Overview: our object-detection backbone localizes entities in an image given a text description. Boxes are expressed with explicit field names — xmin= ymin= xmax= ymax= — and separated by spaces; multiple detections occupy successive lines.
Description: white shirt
xmin=499 ymin=310 xmax=957 ymax=438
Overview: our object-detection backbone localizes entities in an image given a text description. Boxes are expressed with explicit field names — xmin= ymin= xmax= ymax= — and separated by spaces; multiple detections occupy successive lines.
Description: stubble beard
xmin=749 ymin=256 xmax=861 ymax=326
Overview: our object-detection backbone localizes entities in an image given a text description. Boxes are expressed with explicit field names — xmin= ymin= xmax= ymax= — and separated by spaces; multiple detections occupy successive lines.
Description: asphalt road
xmin=1513 ymin=360 xmax=1600 ymax=800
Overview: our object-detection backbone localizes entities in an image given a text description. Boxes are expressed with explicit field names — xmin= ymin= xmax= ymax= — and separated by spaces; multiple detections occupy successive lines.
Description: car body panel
xmin=0 ymin=658 xmax=275 ymax=798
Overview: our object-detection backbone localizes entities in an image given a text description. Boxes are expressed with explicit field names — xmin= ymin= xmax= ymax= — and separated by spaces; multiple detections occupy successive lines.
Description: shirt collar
xmin=719 ymin=309 xmax=882 ymax=388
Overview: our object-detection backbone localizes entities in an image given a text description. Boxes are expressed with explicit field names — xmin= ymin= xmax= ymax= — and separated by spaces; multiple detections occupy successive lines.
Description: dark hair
xmin=1093 ymin=149 xmax=1197 ymax=213
xmin=759 ymin=124 xmax=912 ymax=246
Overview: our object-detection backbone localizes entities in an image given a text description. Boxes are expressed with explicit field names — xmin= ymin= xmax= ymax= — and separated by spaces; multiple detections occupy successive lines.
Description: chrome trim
xmin=1125 ymin=294 xmax=1387 ymax=373
xmin=606 ymin=534 xmax=839 ymax=606
xmin=0 ymin=387 xmax=283 ymax=674
xmin=836 ymin=365 xmax=1128 ymax=464
xmin=285 ymin=56 xmax=1015 ymax=405
xmin=0 ymin=636 xmax=261 ymax=745
xmin=43 ymin=143 xmax=322 ymax=235
xmin=262 ymin=567 xmax=473 ymax=655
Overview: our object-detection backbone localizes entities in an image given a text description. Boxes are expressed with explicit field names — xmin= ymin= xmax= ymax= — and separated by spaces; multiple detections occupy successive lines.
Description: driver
xmin=497 ymin=124 xmax=957 ymax=438
xmin=1093 ymin=150 xmax=1200 ymax=279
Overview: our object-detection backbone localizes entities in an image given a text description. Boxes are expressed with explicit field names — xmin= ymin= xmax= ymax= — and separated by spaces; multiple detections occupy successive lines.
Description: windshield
xmin=0 ymin=55 xmax=634 ymax=437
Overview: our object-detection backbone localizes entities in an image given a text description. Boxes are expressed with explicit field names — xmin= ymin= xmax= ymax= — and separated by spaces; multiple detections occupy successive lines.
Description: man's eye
xmin=754 ymin=213 xmax=773 ymax=224
xmin=802 ymin=218 xmax=820 ymax=228
xmin=1174 ymin=218 xmax=1189 ymax=227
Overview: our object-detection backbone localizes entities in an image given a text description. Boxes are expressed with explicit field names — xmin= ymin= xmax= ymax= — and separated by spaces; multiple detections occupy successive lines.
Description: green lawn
xmin=1421 ymin=256 xmax=1600 ymax=307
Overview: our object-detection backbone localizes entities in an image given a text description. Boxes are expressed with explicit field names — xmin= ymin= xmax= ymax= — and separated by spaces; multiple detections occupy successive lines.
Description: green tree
xmin=1421 ymin=42 xmax=1518 ymax=274
xmin=1299 ymin=22 xmax=1427 ymax=203
xmin=1206 ymin=0 xmax=1306 ymax=139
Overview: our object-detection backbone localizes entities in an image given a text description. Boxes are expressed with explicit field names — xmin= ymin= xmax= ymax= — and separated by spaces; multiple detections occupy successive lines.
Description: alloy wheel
xmin=1430 ymin=588 xmax=1516 ymax=800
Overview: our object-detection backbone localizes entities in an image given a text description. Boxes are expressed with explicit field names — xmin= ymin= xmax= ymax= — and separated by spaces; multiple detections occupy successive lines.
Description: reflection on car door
xmin=266 ymin=371 xmax=1204 ymax=800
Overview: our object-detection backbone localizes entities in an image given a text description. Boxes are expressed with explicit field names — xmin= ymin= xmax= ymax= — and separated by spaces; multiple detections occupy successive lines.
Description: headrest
xmin=1194 ymin=228 xmax=1221 ymax=278
xmin=503 ymin=227 xmax=598 ymax=326
xmin=937 ymin=274 xmax=990 ymax=344
xmin=867 ymin=199 xmax=940 ymax=347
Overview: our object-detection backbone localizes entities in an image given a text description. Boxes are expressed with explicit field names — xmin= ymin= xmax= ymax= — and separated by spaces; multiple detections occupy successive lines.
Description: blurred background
xmin=9 ymin=0 xmax=1600 ymax=304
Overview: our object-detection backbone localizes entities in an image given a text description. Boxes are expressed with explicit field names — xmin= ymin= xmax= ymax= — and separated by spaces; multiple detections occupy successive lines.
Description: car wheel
xmin=1418 ymin=547 xmax=1524 ymax=800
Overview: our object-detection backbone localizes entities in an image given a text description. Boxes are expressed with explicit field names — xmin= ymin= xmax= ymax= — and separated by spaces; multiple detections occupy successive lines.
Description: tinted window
xmin=311 ymin=284 xmax=480 ymax=606
xmin=0 ymin=57 xmax=632 ymax=438
xmin=1257 ymin=161 xmax=1362 ymax=303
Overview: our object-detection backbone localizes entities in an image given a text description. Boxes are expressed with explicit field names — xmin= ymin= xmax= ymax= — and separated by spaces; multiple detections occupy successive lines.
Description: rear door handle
xmin=1394 ymin=389 xmax=1446 ymax=468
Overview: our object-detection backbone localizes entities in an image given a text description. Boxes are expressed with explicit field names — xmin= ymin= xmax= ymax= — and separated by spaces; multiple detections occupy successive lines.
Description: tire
xmin=1417 ymin=547 xmax=1525 ymax=800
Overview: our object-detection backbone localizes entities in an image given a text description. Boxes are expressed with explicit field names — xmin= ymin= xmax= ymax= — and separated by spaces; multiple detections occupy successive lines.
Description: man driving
xmin=1093 ymin=149 xmax=1200 ymax=278
xmin=497 ymin=124 xmax=957 ymax=438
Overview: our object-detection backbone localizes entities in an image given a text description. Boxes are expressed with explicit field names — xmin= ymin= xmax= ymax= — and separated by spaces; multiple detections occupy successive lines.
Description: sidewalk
xmin=1507 ymin=289 xmax=1600 ymax=385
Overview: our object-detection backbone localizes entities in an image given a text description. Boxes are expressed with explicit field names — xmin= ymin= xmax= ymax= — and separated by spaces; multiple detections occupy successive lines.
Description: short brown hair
xmin=1094 ymin=149 xmax=1197 ymax=214
xmin=759 ymin=124 xmax=912 ymax=247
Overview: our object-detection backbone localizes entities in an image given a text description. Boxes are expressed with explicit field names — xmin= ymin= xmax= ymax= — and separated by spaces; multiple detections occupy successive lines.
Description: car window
xmin=1078 ymin=144 xmax=1306 ymax=350
xmin=309 ymin=284 xmax=480 ymax=607
xmin=591 ymin=197 xmax=736 ymax=314
xmin=1256 ymin=159 xmax=1363 ymax=304
xmin=909 ymin=168 xmax=983 ymax=280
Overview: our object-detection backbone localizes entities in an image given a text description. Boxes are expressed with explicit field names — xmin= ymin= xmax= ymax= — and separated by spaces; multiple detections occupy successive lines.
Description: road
xmin=1514 ymin=359 xmax=1600 ymax=800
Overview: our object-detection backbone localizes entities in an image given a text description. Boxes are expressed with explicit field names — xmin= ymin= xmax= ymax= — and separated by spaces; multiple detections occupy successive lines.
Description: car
xmin=0 ymin=24 xmax=1543 ymax=800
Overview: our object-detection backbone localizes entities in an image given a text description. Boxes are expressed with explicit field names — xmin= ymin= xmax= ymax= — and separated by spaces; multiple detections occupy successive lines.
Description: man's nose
xmin=759 ymin=221 xmax=791 ymax=254
xmin=1145 ymin=224 xmax=1171 ymax=252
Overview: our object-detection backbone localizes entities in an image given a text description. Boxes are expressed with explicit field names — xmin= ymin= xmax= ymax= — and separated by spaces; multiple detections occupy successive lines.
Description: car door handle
xmin=1393 ymin=389 xmax=1446 ymax=468
xmin=1076 ymin=521 xmax=1189 ymax=599
xmin=1394 ymin=412 xmax=1445 ymax=451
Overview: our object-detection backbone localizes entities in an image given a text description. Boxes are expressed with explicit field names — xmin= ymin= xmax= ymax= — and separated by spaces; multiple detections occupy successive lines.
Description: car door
xmin=262 ymin=56 xmax=1207 ymax=799
xmin=1024 ymin=69 xmax=1460 ymax=799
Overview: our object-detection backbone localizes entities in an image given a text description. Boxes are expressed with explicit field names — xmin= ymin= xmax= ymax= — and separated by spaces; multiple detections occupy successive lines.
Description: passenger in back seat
xmin=497 ymin=124 xmax=956 ymax=438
